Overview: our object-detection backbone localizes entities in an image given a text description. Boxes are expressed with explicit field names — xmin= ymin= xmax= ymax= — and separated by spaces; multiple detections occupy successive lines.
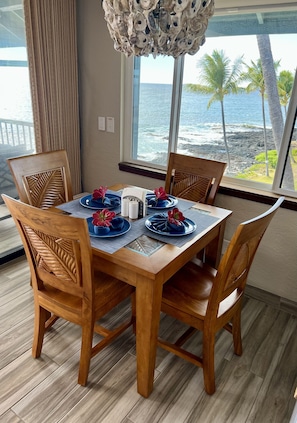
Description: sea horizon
xmin=135 ymin=82 xmax=275 ymax=162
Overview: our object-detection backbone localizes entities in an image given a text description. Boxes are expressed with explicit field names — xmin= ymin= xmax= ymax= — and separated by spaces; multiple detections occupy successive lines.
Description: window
xmin=0 ymin=1 xmax=35 ymax=202
xmin=0 ymin=1 xmax=35 ymax=261
xmin=122 ymin=2 xmax=297 ymax=197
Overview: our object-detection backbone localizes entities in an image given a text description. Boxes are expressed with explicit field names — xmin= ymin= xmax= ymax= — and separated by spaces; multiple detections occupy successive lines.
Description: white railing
xmin=0 ymin=118 xmax=35 ymax=151
xmin=0 ymin=118 xmax=35 ymax=204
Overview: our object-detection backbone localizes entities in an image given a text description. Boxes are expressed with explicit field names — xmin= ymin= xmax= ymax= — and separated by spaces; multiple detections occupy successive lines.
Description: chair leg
xmin=78 ymin=324 xmax=94 ymax=386
xmin=232 ymin=309 xmax=243 ymax=356
xmin=32 ymin=305 xmax=47 ymax=358
xmin=202 ymin=333 xmax=216 ymax=395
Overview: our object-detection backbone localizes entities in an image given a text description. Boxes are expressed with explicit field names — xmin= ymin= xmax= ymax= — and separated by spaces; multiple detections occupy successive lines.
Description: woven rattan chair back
xmin=165 ymin=153 xmax=227 ymax=205
xmin=7 ymin=150 xmax=73 ymax=209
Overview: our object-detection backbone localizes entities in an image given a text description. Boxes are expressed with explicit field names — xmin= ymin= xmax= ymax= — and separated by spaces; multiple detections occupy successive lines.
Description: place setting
xmin=145 ymin=207 xmax=196 ymax=237
xmin=146 ymin=187 xmax=178 ymax=210
xmin=87 ymin=209 xmax=131 ymax=239
xmin=79 ymin=186 xmax=121 ymax=210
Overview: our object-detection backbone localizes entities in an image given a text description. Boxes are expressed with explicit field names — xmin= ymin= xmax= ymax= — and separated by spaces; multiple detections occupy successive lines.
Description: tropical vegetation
xmin=186 ymin=49 xmax=243 ymax=169
xmin=186 ymin=36 xmax=295 ymax=185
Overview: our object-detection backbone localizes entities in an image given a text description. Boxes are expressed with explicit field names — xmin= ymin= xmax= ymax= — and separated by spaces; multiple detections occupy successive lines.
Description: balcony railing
xmin=0 ymin=118 xmax=35 ymax=151
xmin=0 ymin=118 xmax=35 ymax=202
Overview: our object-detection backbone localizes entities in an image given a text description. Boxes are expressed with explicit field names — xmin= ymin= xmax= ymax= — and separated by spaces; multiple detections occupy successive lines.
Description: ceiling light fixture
xmin=102 ymin=0 xmax=215 ymax=58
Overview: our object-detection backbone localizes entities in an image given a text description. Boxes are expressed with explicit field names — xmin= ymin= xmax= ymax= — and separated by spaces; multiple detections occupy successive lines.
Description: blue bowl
xmin=111 ymin=217 xmax=125 ymax=231
xmin=93 ymin=225 xmax=110 ymax=235
xmin=167 ymin=222 xmax=185 ymax=233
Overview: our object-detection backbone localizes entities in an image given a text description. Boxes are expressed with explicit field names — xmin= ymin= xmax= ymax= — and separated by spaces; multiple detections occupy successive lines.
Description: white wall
xmin=215 ymin=194 xmax=297 ymax=302
xmin=76 ymin=0 xmax=297 ymax=303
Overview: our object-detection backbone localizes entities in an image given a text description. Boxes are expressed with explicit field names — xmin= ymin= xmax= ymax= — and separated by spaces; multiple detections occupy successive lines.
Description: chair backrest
xmin=165 ymin=153 xmax=227 ymax=205
xmin=7 ymin=150 xmax=73 ymax=209
xmin=208 ymin=197 xmax=284 ymax=322
xmin=2 ymin=194 xmax=93 ymax=301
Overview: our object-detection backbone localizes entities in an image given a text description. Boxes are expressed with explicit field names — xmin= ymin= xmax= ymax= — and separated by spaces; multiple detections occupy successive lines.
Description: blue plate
xmin=80 ymin=194 xmax=121 ymax=210
xmin=87 ymin=217 xmax=131 ymax=238
xmin=145 ymin=213 xmax=196 ymax=236
xmin=146 ymin=194 xmax=178 ymax=209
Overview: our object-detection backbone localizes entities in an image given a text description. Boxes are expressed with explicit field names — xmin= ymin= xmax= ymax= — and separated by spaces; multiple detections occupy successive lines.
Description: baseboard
xmin=0 ymin=247 xmax=24 ymax=265
xmin=245 ymin=284 xmax=297 ymax=316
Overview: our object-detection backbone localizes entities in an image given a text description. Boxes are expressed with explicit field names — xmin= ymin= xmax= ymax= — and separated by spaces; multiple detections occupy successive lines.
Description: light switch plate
xmin=106 ymin=117 xmax=115 ymax=133
xmin=98 ymin=116 xmax=105 ymax=131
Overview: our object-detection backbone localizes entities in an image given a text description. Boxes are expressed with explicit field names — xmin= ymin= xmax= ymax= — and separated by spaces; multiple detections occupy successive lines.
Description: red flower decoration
xmin=93 ymin=186 xmax=108 ymax=200
xmin=167 ymin=208 xmax=185 ymax=225
xmin=154 ymin=187 xmax=168 ymax=201
xmin=92 ymin=209 xmax=116 ymax=227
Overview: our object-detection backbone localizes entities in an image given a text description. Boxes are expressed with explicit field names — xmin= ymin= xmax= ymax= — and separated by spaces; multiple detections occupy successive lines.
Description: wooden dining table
xmin=58 ymin=184 xmax=232 ymax=398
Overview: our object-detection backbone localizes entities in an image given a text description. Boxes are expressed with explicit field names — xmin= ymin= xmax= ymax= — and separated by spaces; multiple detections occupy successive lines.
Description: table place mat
xmin=86 ymin=214 xmax=157 ymax=254
xmin=142 ymin=208 xmax=220 ymax=248
xmin=56 ymin=190 xmax=122 ymax=218
xmin=88 ymin=224 xmax=140 ymax=254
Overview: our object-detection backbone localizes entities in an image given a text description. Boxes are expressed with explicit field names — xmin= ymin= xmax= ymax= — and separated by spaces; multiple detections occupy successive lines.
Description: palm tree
xmin=278 ymin=70 xmax=295 ymax=163
xmin=240 ymin=58 xmax=280 ymax=177
xmin=257 ymin=33 xmax=294 ymax=189
xmin=278 ymin=70 xmax=294 ymax=117
xmin=186 ymin=49 xmax=243 ymax=170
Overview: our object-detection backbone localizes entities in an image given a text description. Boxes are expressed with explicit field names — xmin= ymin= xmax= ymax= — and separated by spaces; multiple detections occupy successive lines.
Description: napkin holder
xmin=122 ymin=187 xmax=147 ymax=218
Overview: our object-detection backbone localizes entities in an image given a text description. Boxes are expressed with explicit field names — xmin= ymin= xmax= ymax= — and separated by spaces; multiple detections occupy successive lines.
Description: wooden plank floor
xmin=0 ymin=256 xmax=296 ymax=423
xmin=0 ymin=204 xmax=23 ymax=261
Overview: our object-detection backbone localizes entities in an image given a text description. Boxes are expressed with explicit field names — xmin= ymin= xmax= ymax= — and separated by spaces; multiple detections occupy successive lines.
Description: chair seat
xmin=162 ymin=261 xmax=215 ymax=319
xmin=93 ymin=270 xmax=134 ymax=309
xmin=162 ymin=261 xmax=242 ymax=322
xmin=37 ymin=270 xmax=134 ymax=325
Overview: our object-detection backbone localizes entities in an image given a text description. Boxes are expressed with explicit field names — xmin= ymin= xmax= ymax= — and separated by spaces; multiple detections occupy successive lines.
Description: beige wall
xmin=76 ymin=0 xmax=297 ymax=303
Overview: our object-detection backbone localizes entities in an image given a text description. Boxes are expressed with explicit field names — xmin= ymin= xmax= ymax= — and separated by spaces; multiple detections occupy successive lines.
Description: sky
xmin=1 ymin=35 xmax=296 ymax=86
xmin=140 ymin=34 xmax=297 ymax=84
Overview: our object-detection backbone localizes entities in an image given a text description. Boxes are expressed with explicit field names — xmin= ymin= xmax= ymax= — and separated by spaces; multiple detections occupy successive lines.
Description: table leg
xmin=135 ymin=276 xmax=163 ymax=397
xmin=204 ymin=221 xmax=226 ymax=268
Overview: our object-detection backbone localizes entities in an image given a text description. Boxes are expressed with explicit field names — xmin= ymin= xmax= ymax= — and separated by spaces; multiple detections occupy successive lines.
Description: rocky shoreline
xmin=150 ymin=128 xmax=297 ymax=176
xmin=179 ymin=129 xmax=276 ymax=174
xmin=151 ymin=128 xmax=277 ymax=174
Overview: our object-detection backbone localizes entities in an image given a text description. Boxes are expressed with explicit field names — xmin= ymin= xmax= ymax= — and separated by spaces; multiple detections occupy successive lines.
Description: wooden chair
xmin=165 ymin=153 xmax=227 ymax=205
xmin=2 ymin=194 xmax=135 ymax=386
xmin=158 ymin=196 xmax=284 ymax=394
xmin=6 ymin=150 xmax=73 ymax=209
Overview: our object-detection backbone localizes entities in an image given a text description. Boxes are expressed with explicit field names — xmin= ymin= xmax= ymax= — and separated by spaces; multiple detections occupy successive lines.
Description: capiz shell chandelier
xmin=102 ymin=0 xmax=215 ymax=58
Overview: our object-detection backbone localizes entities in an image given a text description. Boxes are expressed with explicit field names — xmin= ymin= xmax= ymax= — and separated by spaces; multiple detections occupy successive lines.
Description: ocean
xmin=136 ymin=83 xmax=274 ymax=162
xmin=0 ymin=66 xmax=33 ymax=122
xmin=0 ymin=69 xmax=275 ymax=164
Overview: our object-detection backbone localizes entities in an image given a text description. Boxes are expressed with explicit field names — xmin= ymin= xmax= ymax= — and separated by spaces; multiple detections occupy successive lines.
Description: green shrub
xmin=255 ymin=150 xmax=278 ymax=169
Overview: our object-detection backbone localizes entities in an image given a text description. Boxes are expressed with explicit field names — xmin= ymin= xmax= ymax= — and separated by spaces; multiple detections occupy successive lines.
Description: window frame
xmin=121 ymin=1 xmax=297 ymax=198
xmin=273 ymin=69 xmax=297 ymax=197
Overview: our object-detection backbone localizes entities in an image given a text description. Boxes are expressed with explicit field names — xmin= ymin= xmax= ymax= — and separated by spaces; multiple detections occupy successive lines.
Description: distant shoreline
xmin=151 ymin=128 xmax=279 ymax=173
xmin=179 ymin=128 xmax=277 ymax=173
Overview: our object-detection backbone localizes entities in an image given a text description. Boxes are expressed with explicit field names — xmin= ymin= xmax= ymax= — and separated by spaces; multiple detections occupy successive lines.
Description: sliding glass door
xmin=0 ymin=0 xmax=35 ymax=202
xmin=0 ymin=0 xmax=35 ymax=261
